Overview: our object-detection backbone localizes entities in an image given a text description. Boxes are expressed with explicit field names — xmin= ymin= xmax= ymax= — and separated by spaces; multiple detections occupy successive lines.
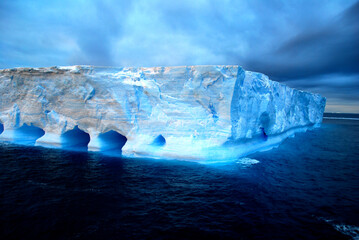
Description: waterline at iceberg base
xmin=0 ymin=65 xmax=326 ymax=161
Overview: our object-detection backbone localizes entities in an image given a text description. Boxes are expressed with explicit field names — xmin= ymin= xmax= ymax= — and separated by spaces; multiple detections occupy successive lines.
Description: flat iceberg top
xmin=0 ymin=65 xmax=326 ymax=161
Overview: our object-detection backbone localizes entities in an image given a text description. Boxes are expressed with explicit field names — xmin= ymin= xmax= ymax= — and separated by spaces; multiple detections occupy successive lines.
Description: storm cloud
xmin=0 ymin=0 xmax=358 ymax=112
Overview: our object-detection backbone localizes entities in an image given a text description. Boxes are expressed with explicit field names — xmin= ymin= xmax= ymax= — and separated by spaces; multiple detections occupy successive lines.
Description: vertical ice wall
xmin=231 ymin=68 xmax=325 ymax=141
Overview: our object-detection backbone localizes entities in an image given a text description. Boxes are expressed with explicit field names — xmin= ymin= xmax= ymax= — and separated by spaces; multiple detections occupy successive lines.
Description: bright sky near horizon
xmin=0 ymin=0 xmax=358 ymax=112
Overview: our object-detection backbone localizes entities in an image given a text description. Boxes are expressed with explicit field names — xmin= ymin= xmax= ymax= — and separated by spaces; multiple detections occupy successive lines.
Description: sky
xmin=0 ymin=0 xmax=358 ymax=113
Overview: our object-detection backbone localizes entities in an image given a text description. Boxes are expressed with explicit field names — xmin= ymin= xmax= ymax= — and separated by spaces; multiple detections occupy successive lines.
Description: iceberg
xmin=0 ymin=65 xmax=326 ymax=161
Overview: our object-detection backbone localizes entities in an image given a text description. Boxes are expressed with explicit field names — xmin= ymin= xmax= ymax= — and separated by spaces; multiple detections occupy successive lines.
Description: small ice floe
xmin=236 ymin=157 xmax=260 ymax=167
xmin=318 ymin=217 xmax=359 ymax=240
xmin=333 ymin=224 xmax=359 ymax=240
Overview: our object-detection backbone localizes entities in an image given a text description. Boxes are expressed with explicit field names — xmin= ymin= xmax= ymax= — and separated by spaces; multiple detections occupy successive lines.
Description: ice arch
xmin=98 ymin=130 xmax=127 ymax=152
xmin=0 ymin=122 xmax=3 ymax=135
xmin=151 ymin=134 xmax=166 ymax=147
xmin=14 ymin=124 xmax=45 ymax=145
xmin=61 ymin=126 xmax=90 ymax=150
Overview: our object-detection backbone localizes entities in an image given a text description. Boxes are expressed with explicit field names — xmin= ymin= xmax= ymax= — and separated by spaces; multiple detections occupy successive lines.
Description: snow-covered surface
xmin=0 ymin=65 xmax=326 ymax=161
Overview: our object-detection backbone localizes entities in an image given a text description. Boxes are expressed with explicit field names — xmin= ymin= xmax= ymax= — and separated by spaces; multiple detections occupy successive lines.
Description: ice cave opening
xmin=151 ymin=134 xmax=166 ymax=147
xmin=14 ymin=124 xmax=45 ymax=145
xmin=61 ymin=126 xmax=90 ymax=150
xmin=0 ymin=122 xmax=3 ymax=135
xmin=98 ymin=130 xmax=127 ymax=152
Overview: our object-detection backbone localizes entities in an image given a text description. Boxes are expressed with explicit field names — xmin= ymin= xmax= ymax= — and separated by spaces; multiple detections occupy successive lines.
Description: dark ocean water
xmin=0 ymin=116 xmax=359 ymax=240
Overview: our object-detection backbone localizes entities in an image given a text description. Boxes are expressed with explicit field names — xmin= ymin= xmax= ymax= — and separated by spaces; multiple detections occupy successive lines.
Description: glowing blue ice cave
xmin=61 ymin=126 xmax=90 ymax=151
xmin=98 ymin=130 xmax=127 ymax=152
xmin=0 ymin=124 xmax=45 ymax=145
xmin=151 ymin=135 xmax=166 ymax=147
xmin=13 ymin=124 xmax=45 ymax=145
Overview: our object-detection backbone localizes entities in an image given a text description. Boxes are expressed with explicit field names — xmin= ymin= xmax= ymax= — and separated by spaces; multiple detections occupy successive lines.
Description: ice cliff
xmin=0 ymin=65 xmax=326 ymax=161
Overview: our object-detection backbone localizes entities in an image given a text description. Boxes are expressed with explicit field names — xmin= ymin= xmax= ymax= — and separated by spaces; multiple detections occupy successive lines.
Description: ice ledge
xmin=0 ymin=65 xmax=326 ymax=161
